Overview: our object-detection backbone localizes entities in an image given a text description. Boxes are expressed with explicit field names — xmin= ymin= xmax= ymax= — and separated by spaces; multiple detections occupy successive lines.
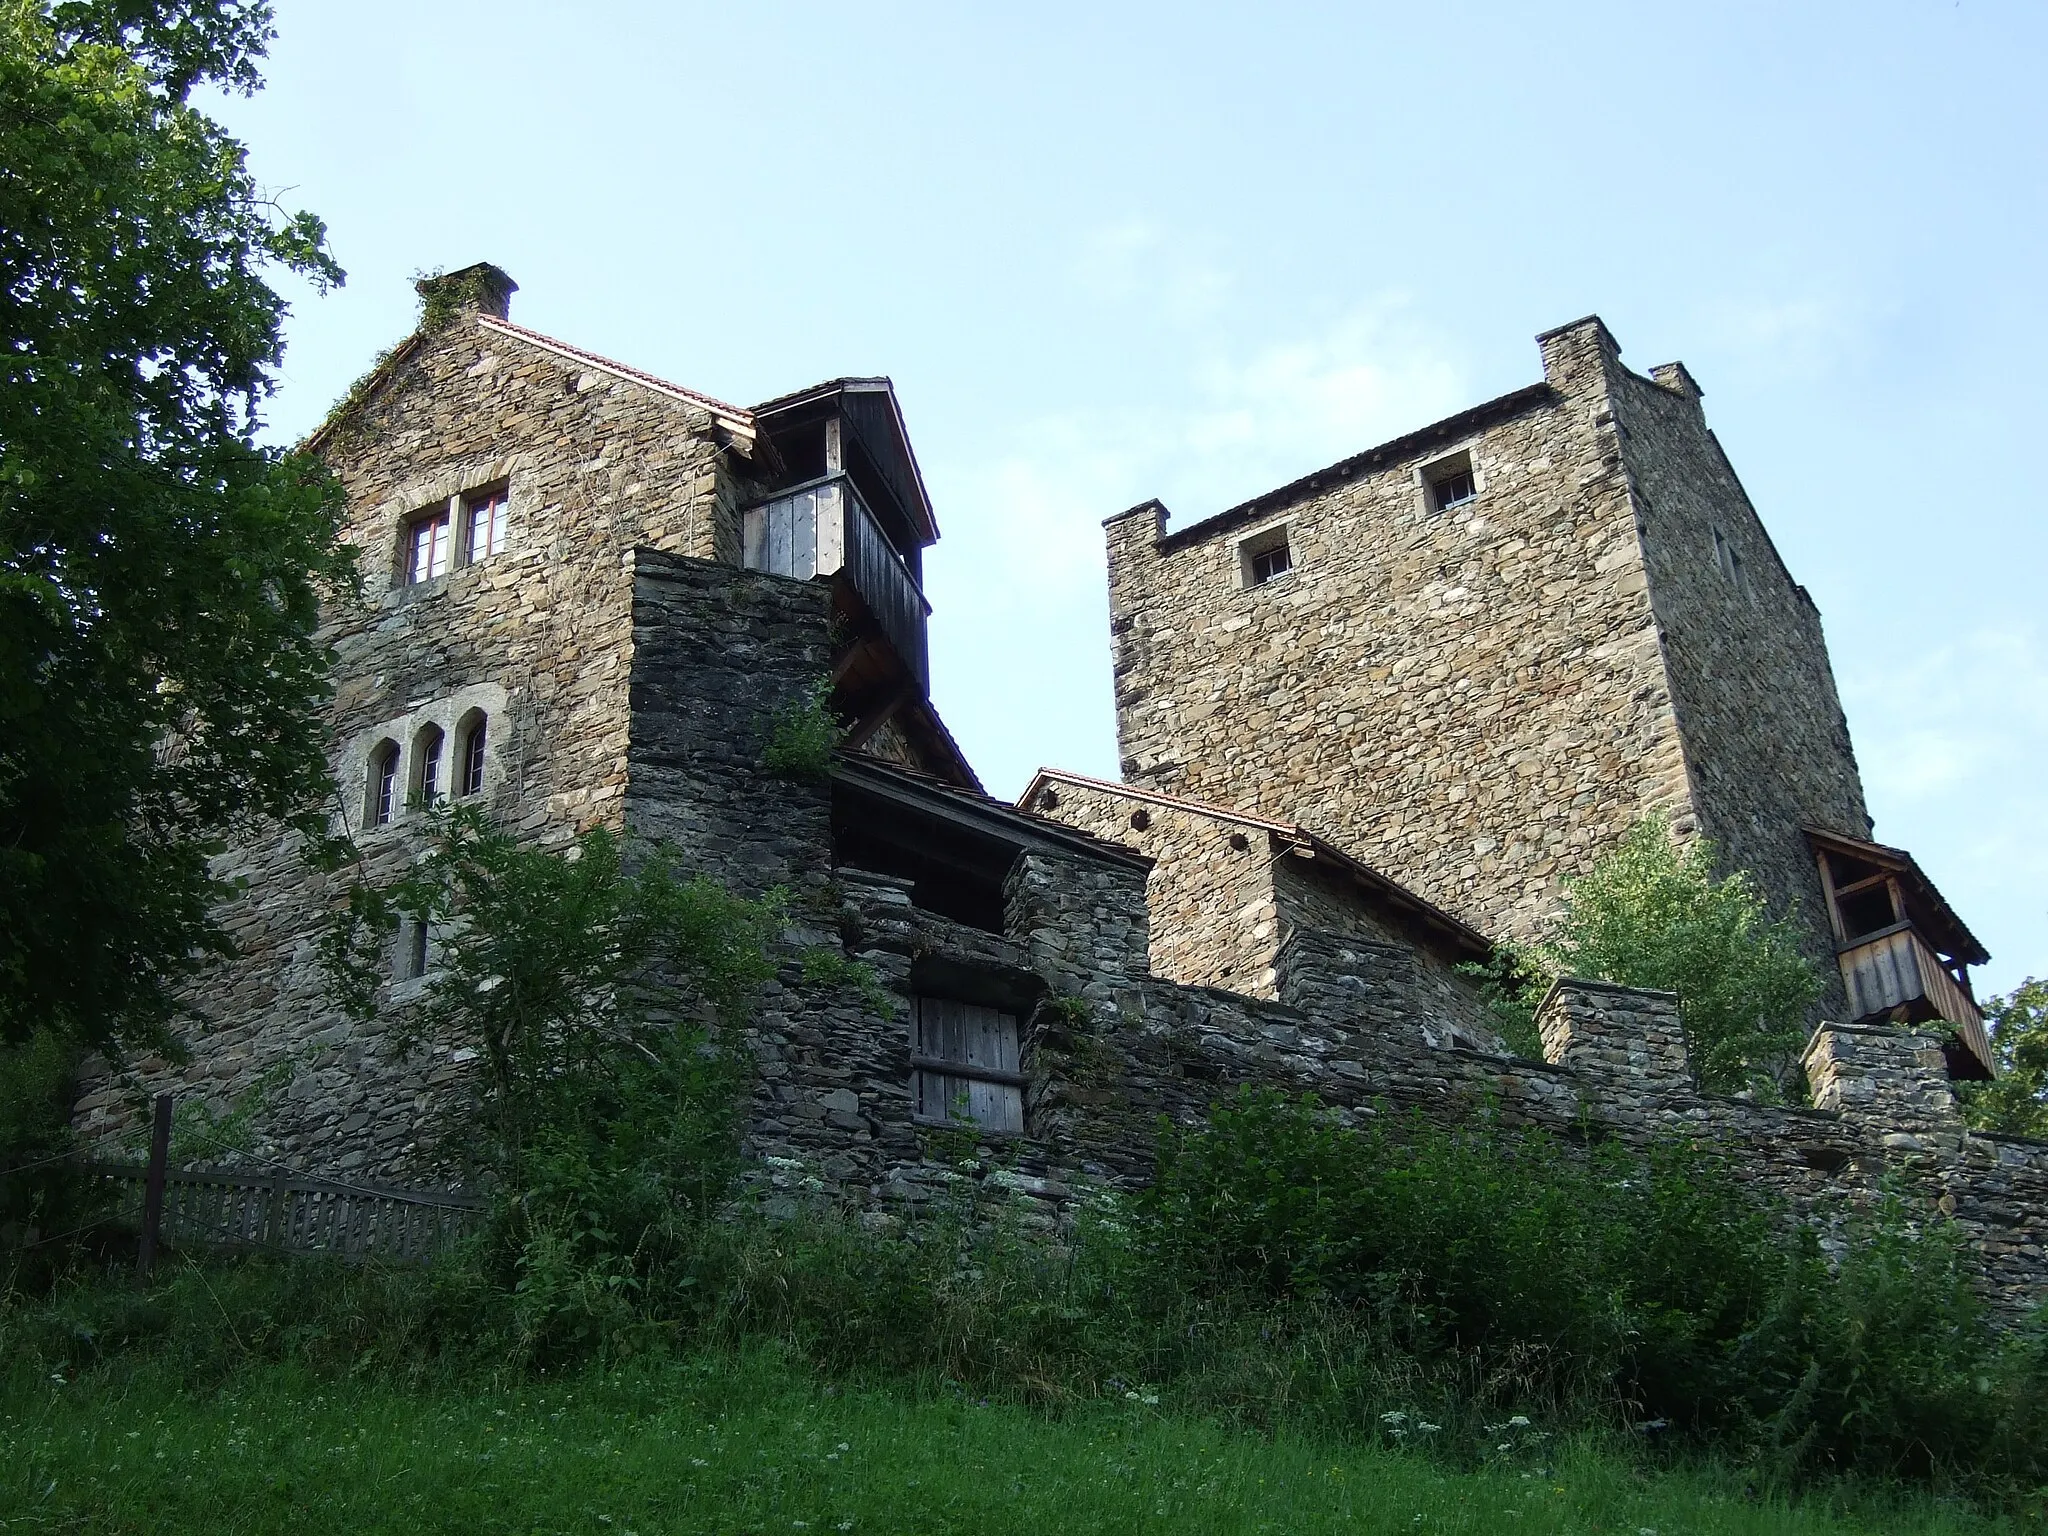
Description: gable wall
xmin=70 ymin=314 xmax=749 ymax=1181
xmin=1024 ymin=780 xmax=1283 ymax=995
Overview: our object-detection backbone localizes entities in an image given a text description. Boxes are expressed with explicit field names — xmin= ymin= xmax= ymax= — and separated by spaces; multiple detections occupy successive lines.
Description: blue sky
xmin=221 ymin=1 xmax=2047 ymax=994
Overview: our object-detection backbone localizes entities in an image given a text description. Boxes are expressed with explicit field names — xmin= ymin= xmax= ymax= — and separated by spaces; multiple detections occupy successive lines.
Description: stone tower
xmin=1101 ymin=316 xmax=1986 ymax=1045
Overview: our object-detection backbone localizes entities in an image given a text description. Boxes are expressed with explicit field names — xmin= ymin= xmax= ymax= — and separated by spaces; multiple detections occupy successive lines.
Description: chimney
xmin=414 ymin=262 xmax=518 ymax=325
xmin=1534 ymin=314 xmax=1622 ymax=398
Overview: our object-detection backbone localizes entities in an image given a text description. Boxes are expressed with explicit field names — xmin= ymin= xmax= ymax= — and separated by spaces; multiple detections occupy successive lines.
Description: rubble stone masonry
xmin=66 ymin=289 xmax=2041 ymax=1326
xmin=1103 ymin=318 xmax=1867 ymax=1012
xmin=73 ymin=281 xmax=762 ymax=1175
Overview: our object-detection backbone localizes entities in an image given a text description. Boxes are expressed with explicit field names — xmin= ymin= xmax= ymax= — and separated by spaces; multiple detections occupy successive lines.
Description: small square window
xmin=1238 ymin=525 xmax=1293 ymax=588
xmin=1423 ymin=451 xmax=1478 ymax=512
xmin=1432 ymin=469 xmax=1475 ymax=509
xmin=405 ymin=507 xmax=453 ymax=584
xmin=911 ymin=998 xmax=1023 ymax=1133
xmin=1250 ymin=542 xmax=1292 ymax=584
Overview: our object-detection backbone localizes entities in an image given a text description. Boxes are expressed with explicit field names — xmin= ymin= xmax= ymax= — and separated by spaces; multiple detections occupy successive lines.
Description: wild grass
xmin=0 ymin=1342 xmax=2021 ymax=1535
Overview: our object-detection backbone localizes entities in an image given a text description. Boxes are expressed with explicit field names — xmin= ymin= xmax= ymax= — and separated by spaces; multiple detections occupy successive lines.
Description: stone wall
xmin=1023 ymin=778 xmax=1286 ymax=995
xmin=72 ymin=290 xmax=763 ymax=1181
xmin=1101 ymin=315 xmax=1876 ymax=1016
xmin=770 ymin=853 xmax=2048 ymax=1318
xmin=1102 ymin=318 xmax=1694 ymax=946
xmin=1608 ymin=359 xmax=1871 ymax=1004
xmin=71 ymin=531 xmax=2046 ymax=1321
xmin=1022 ymin=773 xmax=1503 ymax=1050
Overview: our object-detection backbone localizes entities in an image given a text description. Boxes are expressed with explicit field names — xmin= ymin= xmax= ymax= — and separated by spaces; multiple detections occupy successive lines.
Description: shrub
xmin=1465 ymin=816 xmax=1822 ymax=1095
xmin=0 ymin=1028 xmax=109 ymax=1284
xmin=1134 ymin=1087 xmax=1778 ymax=1422
xmin=761 ymin=680 xmax=842 ymax=782
xmin=1954 ymin=977 xmax=2048 ymax=1139
xmin=323 ymin=806 xmax=782 ymax=1363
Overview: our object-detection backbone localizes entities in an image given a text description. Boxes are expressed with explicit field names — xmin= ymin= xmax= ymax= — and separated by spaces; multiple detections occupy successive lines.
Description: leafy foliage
xmin=1465 ymin=817 xmax=1822 ymax=1094
xmin=323 ymin=805 xmax=782 ymax=1361
xmin=1954 ymin=977 xmax=2048 ymax=1139
xmin=760 ymin=679 xmax=842 ymax=782
xmin=0 ymin=1028 xmax=109 ymax=1277
xmin=0 ymin=0 xmax=350 ymax=1056
xmin=1136 ymin=1087 xmax=1779 ymax=1425
xmin=1130 ymin=1086 xmax=2048 ymax=1495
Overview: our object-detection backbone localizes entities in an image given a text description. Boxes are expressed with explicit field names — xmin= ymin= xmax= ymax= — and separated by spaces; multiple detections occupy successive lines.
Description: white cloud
xmin=1069 ymin=217 xmax=1230 ymax=325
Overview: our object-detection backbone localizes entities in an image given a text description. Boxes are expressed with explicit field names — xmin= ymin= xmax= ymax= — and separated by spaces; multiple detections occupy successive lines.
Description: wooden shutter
xmin=912 ymin=998 xmax=1023 ymax=1134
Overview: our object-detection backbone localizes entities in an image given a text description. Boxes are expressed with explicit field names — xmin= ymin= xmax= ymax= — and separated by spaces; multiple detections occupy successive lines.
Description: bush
xmin=1134 ymin=1087 xmax=1778 ymax=1424
xmin=1466 ymin=817 xmax=1822 ymax=1095
xmin=1133 ymin=1086 xmax=2048 ymax=1497
xmin=323 ymin=806 xmax=781 ymax=1364
xmin=1954 ymin=977 xmax=2048 ymax=1139
xmin=761 ymin=680 xmax=842 ymax=782
xmin=0 ymin=1028 xmax=109 ymax=1284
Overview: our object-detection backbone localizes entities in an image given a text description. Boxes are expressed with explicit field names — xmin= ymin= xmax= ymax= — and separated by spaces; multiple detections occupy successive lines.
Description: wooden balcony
xmin=1838 ymin=921 xmax=1994 ymax=1076
xmin=742 ymin=474 xmax=930 ymax=688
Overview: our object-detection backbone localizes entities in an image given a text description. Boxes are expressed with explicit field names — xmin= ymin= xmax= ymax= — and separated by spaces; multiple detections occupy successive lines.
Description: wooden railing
xmin=84 ymin=1160 xmax=486 ymax=1265
xmin=1838 ymin=922 xmax=1994 ymax=1072
xmin=743 ymin=475 xmax=930 ymax=688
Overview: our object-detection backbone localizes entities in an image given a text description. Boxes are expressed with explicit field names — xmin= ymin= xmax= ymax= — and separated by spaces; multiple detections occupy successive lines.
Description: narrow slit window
xmin=407 ymin=919 xmax=430 ymax=979
xmin=458 ymin=713 xmax=488 ymax=796
xmin=911 ymin=998 xmax=1023 ymax=1134
xmin=416 ymin=725 xmax=445 ymax=806
xmin=406 ymin=506 xmax=453 ymax=584
xmin=368 ymin=740 xmax=400 ymax=826
xmin=466 ymin=489 xmax=509 ymax=562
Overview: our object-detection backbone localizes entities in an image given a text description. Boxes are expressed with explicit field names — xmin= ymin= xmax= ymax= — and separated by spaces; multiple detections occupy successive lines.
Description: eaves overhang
xmin=1020 ymin=767 xmax=1492 ymax=961
xmin=836 ymin=755 xmax=1150 ymax=871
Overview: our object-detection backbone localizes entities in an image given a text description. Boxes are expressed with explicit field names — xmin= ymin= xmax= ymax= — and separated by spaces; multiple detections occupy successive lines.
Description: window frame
xmin=367 ymin=739 xmax=401 ymax=827
xmin=464 ymin=486 xmax=510 ymax=563
xmin=414 ymin=724 xmax=446 ymax=807
xmin=910 ymin=997 xmax=1025 ymax=1134
xmin=399 ymin=483 xmax=512 ymax=588
xmin=1421 ymin=449 xmax=1480 ymax=514
xmin=457 ymin=712 xmax=488 ymax=797
xmin=404 ymin=505 xmax=454 ymax=585
xmin=1236 ymin=521 xmax=1295 ymax=589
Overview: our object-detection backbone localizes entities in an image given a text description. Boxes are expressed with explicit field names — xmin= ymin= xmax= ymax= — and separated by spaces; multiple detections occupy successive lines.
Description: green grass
xmin=0 ymin=1348 xmax=2018 ymax=1535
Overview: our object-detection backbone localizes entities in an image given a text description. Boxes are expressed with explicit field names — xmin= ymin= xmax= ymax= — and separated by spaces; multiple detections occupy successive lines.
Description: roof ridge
xmin=1023 ymin=766 xmax=1304 ymax=836
xmin=1022 ymin=766 xmax=1491 ymax=955
xmin=478 ymin=315 xmax=754 ymax=428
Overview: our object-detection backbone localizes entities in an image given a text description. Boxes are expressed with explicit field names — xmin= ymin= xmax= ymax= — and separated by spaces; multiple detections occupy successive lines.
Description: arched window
xmin=367 ymin=740 xmax=400 ymax=827
xmin=455 ymin=709 xmax=488 ymax=797
xmin=414 ymin=724 xmax=445 ymax=807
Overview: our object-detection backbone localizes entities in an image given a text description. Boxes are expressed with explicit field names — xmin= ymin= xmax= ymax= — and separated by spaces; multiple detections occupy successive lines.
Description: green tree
xmin=325 ymin=807 xmax=782 ymax=1354
xmin=1468 ymin=817 xmax=1822 ymax=1094
xmin=1954 ymin=978 xmax=2048 ymax=1139
xmin=0 ymin=0 xmax=348 ymax=1057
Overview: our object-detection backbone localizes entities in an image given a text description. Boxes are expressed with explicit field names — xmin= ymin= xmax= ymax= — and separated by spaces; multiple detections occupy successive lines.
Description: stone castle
xmin=70 ymin=264 xmax=2045 ymax=1312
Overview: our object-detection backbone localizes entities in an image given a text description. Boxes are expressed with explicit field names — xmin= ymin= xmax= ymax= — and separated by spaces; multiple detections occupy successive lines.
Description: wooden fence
xmin=85 ymin=1159 xmax=487 ymax=1266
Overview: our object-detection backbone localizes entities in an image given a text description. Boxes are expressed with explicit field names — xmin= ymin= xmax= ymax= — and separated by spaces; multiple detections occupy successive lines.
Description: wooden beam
xmin=830 ymin=612 xmax=884 ymax=684
xmin=844 ymin=680 xmax=918 ymax=750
